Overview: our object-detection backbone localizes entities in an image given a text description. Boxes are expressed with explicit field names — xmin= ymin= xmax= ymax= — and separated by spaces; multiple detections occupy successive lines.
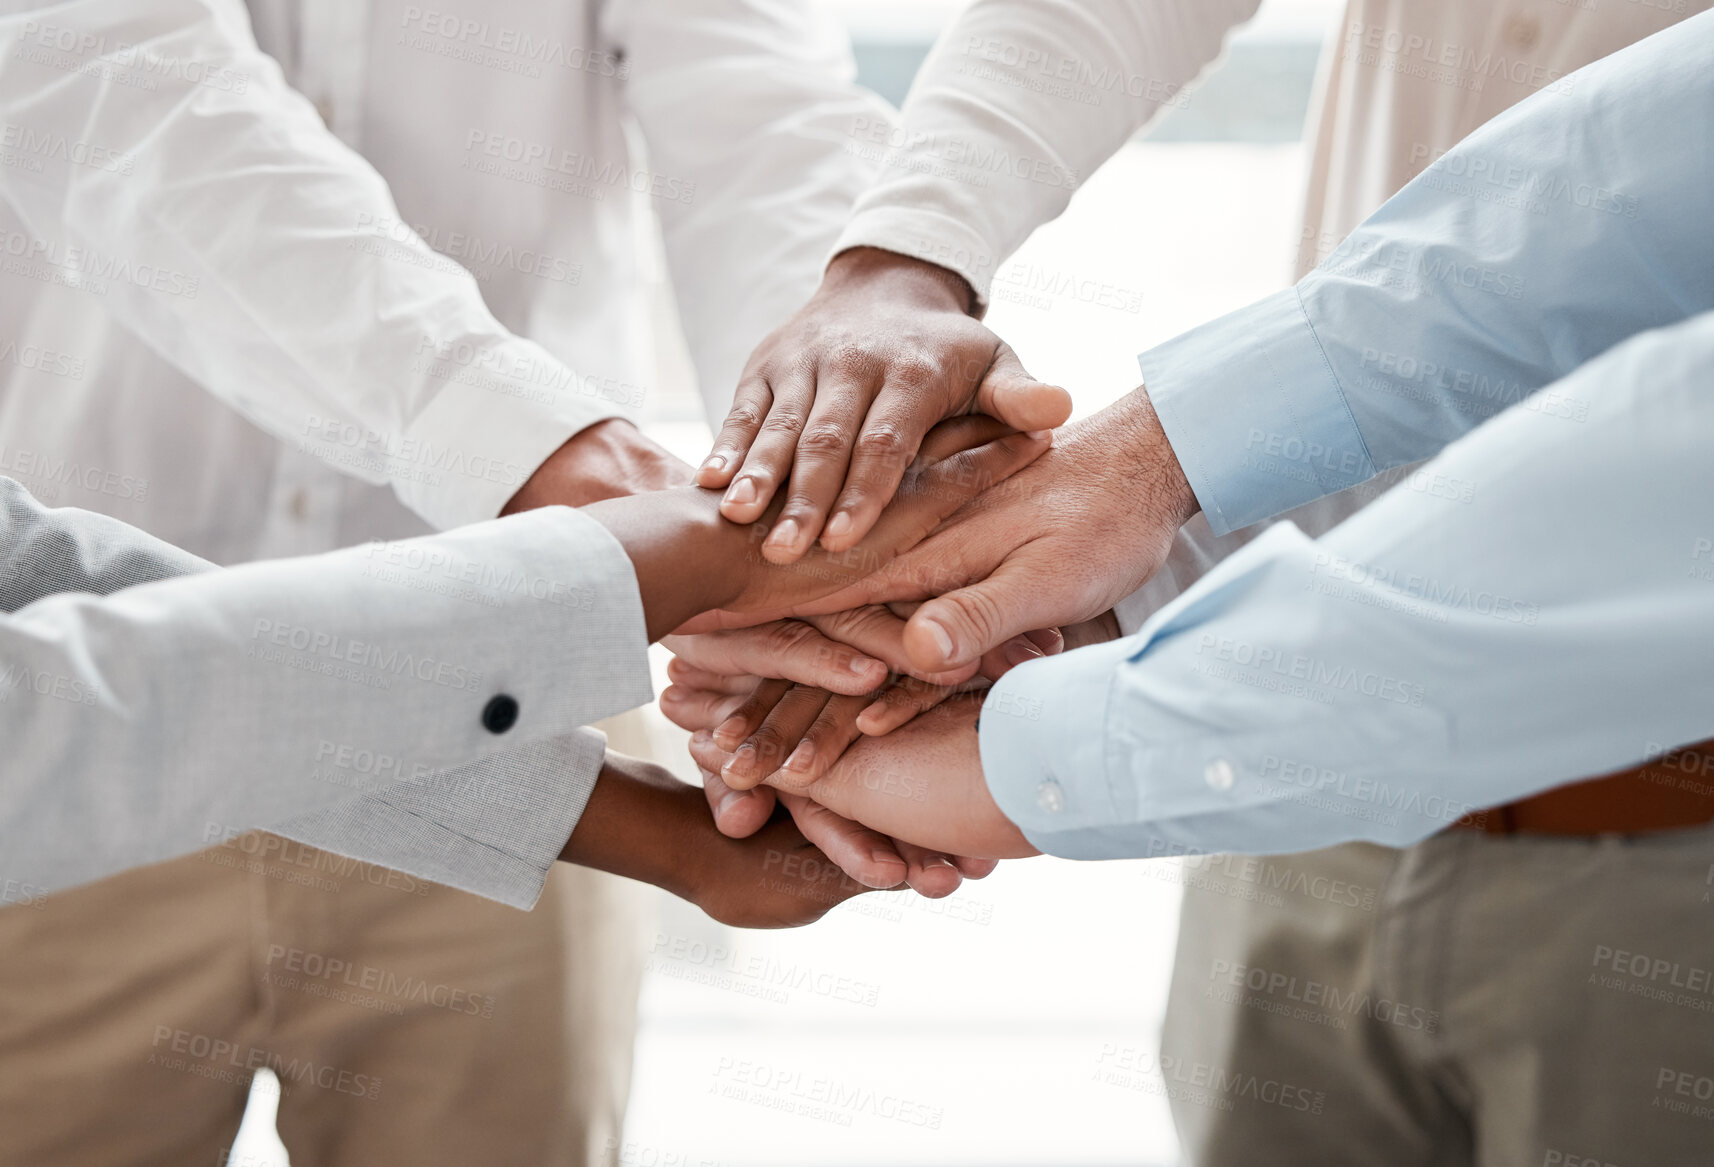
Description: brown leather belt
xmin=1451 ymin=740 xmax=1714 ymax=836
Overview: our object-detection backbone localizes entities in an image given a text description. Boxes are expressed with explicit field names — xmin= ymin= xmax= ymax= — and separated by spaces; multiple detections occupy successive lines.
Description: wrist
xmin=823 ymin=246 xmax=975 ymax=316
xmin=503 ymin=418 xmax=692 ymax=514
xmin=1111 ymin=385 xmax=1199 ymax=531
xmin=582 ymin=485 xmax=750 ymax=639
xmin=559 ymin=753 xmax=705 ymax=900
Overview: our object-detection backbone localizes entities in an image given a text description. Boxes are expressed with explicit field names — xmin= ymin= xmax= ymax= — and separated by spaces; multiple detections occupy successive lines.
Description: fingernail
xmin=716 ymin=788 xmax=751 ymax=817
xmin=923 ymin=617 xmax=957 ymax=663
xmin=783 ymin=741 xmax=815 ymax=772
xmin=849 ymin=654 xmax=882 ymax=675
xmin=1026 ymin=429 xmax=1053 ymax=441
xmin=700 ymin=454 xmax=726 ymax=476
xmin=722 ymin=743 xmax=757 ymax=777
xmin=871 ymin=848 xmax=904 ymax=869
xmin=713 ymin=716 xmax=746 ymax=749
xmin=725 ymin=477 xmax=758 ymax=507
xmin=923 ymin=855 xmax=958 ymax=870
xmin=765 ymin=518 xmax=799 ymax=552
xmin=1005 ymin=638 xmax=1045 ymax=668
xmin=825 ymin=511 xmax=852 ymax=541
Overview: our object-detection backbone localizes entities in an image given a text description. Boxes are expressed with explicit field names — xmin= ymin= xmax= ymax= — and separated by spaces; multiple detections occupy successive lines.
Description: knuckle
xmin=747 ymin=723 xmax=790 ymax=765
xmin=765 ymin=621 xmax=817 ymax=658
xmin=853 ymin=424 xmax=911 ymax=467
xmin=950 ymin=588 xmax=1006 ymax=649
xmin=890 ymin=356 xmax=942 ymax=390
xmin=759 ymin=409 xmax=806 ymax=437
xmin=797 ymin=423 xmax=851 ymax=460
xmin=723 ymin=402 xmax=767 ymax=432
xmin=823 ymin=343 xmax=878 ymax=382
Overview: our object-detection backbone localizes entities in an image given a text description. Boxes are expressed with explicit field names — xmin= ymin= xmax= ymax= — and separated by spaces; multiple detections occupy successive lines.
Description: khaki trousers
xmin=0 ymin=710 xmax=660 ymax=1167
xmin=1162 ymin=828 xmax=1714 ymax=1167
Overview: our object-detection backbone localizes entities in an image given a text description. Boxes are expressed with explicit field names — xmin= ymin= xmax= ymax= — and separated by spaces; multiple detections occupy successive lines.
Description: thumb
xmin=903 ymin=555 xmax=1059 ymax=673
xmin=974 ymin=342 xmax=1072 ymax=433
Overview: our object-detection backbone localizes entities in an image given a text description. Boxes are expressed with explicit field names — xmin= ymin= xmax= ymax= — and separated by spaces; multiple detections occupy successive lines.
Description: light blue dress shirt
xmin=980 ymin=12 xmax=1714 ymax=859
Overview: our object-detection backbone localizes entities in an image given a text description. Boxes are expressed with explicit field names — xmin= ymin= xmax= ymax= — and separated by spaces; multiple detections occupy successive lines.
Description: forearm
xmin=986 ymin=312 xmax=1714 ymax=859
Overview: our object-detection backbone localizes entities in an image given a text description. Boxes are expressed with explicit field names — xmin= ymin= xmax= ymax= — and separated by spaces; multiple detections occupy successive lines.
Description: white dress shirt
xmin=0 ymin=0 xmax=891 ymax=560
xmin=0 ymin=0 xmax=887 ymax=899
xmin=0 ymin=477 xmax=653 ymax=907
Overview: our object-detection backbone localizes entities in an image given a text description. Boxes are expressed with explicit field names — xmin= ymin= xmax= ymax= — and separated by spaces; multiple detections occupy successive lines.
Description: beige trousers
xmin=0 ymin=711 xmax=659 ymax=1167
xmin=1162 ymin=828 xmax=1714 ymax=1167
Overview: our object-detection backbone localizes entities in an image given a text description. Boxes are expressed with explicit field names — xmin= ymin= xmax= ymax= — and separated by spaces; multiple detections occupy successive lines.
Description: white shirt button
xmin=1204 ymin=759 xmax=1236 ymax=792
xmin=1036 ymin=779 xmax=1065 ymax=814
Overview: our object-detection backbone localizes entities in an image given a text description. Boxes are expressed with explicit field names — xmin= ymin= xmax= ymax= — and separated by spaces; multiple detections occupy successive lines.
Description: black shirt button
xmin=481 ymin=694 xmax=520 ymax=735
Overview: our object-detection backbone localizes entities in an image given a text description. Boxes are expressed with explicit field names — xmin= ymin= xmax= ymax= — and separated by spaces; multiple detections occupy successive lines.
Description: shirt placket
xmin=254 ymin=0 xmax=376 ymax=558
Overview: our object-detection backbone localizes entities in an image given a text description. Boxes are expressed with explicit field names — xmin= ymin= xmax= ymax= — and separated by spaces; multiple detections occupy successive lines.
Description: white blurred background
xmin=233 ymin=2 xmax=1346 ymax=1164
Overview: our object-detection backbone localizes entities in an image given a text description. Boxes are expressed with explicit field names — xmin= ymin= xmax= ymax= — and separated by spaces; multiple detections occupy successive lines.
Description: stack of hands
xmin=551 ymin=248 xmax=1200 ymax=929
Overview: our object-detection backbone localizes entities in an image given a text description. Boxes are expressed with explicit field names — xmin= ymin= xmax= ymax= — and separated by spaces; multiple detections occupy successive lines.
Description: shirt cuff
xmin=270 ymin=728 xmax=609 ymax=910
xmin=831 ymin=207 xmax=1000 ymax=311
xmin=1139 ymin=287 xmax=1374 ymax=536
xmin=395 ymin=335 xmax=627 ymax=530
xmin=979 ymin=636 xmax=1142 ymax=858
